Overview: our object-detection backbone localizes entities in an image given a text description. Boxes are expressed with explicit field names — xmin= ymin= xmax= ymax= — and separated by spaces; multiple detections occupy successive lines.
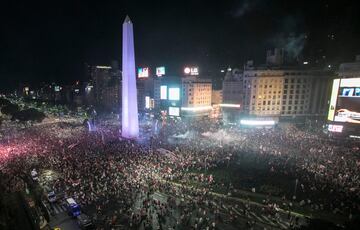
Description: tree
xmin=1 ymin=104 xmax=19 ymax=116
xmin=12 ymin=108 xmax=46 ymax=123
xmin=0 ymin=98 xmax=11 ymax=107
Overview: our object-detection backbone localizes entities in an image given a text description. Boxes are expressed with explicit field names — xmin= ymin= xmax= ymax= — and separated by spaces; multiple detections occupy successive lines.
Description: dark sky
xmin=0 ymin=0 xmax=360 ymax=91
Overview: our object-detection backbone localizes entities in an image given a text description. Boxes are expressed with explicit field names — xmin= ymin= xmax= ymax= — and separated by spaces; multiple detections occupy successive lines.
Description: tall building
xmin=122 ymin=16 xmax=139 ymax=138
xmin=222 ymin=68 xmax=243 ymax=122
xmin=181 ymin=76 xmax=212 ymax=117
xmin=92 ymin=66 xmax=111 ymax=105
xmin=211 ymin=89 xmax=223 ymax=119
xmin=142 ymin=76 xmax=161 ymax=110
xmin=91 ymin=65 xmax=121 ymax=111
xmin=242 ymin=66 xmax=333 ymax=120
xmin=226 ymin=50 xmax=335 ymax=122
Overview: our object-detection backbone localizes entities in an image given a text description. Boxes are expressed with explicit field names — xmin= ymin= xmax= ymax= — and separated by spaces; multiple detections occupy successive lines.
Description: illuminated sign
xmin=160 ymin=86 xmax=167 ymax=100
xmin=168 ymin=87 xmax=180 ymax=100
xmin=138 ymin=67 xmax=149 ymax=78
xmin=329 ymin=78 xmax=360 ymax=124
xmin=181 ymin=106 xmax=212 ymax=111
xmin=220 ymin=104 xmax=241 ymax=108
xmin=240 ymin=120 xmax=275 ymax=126
xmin=54 ymin=86 xmax=60 ymax=92
xmin=169 ymin=107 xmax=180 ymax=116
xmin=96 ymin=66 xmax=111 ymax=69
xmin=184 ymin=66 xmax=199 ymax=76
xmin=156 ymin=67 xmax=165 ymax=76
xmin=184 ymin=67 xmax=191 ymax=74
xmin=328 ymin=124 xmax=343 ymax=133
xmin=340 ymin=78 xmax=360 ymax=87
xmin=328 ymin=79 xmax=340 ymax=121
xmin=145 ymin=96 xmax=150 ymax=109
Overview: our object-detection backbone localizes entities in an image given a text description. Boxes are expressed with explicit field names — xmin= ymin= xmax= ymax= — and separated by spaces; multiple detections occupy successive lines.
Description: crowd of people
xmin=1 ymin=117 xmax=360 ymax=229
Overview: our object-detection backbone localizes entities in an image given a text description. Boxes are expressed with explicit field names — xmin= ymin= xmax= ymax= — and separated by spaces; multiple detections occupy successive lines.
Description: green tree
xmin=12 ymin=108 xmax=46 ymax=123
xmin=0 ymin=98 xmax=11 ymax=107
xmin=1 ymin=104 xmax=19 ymax=116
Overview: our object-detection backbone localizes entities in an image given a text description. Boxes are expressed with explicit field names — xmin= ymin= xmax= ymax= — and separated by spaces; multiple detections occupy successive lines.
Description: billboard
xmin=328 ymin=78 xmax=360 ymax=124
xmin=184 ymin=66 xmax=199 ymax=76
xmin=160 ymin=85 xmax=167 ymax=100
xmin=169 ymin=107 xmax=180 ymax=116
xmin=156 ymin=67 xmax=165 ymax=76
xmin=328 ymin=124 xmax=343 ymax=133
xmin=138 ymin=67 xmax=149 ymax=78
xmin=168 ymin=87 xmax=180 ymax=100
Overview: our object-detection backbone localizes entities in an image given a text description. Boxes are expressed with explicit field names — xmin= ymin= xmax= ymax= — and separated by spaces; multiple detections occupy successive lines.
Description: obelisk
xmin=122 ymin=16 xmax=139 ymax=138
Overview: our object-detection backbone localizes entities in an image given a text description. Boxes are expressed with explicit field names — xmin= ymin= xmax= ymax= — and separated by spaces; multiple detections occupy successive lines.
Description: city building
xmin=219 ymin=49 xmax=335 ymax=124
xmin=221 ymin=68 xmax=243 ymax=123
xmin=91 ymin=65 xmax=121 ymax=111
xmin=242 ymin=67 xmax=333 ymax=120
xmin=181 ymin=76 xmax=212 ymax=117
xmin=211 ymin=89 xmax=222 ymax=119
xmin=266 ymin=48 xmax=284 ymax=66
xmin=211 ymin=89 xmax=223 ymax=105
xmin=142 ymin=77 xmax=161 ymax=110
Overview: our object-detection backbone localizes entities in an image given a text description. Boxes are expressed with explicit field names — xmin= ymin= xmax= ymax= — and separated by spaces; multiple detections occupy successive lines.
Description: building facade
xmin=181 ymin=77 xmax=212 ymax=117
xmin=222 ymin=68 xmax=243 ymax=122
xmin=91 ymin=65 xmax=121 ymax=111
xmin=242 ymin=67 xmax=333 ymax=120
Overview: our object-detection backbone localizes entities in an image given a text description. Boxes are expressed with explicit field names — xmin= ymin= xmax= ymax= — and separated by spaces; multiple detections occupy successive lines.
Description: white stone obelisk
xmin=122 ymin=16 xmax=139 ymax=138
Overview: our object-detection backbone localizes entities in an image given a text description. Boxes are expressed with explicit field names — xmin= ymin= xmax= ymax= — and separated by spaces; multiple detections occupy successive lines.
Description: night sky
xmin=0 ymin=0 xmax=359 ymax=91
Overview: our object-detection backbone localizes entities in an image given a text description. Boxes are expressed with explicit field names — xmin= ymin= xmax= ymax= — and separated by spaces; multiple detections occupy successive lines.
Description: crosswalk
xmin=50 ymin=203 xmax=67 ymax=215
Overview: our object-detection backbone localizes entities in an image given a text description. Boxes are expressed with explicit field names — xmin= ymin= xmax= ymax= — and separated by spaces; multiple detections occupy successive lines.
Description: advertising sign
xmin=168 ymin=87 xmax=180 ymax=100
xmin=156 ymin=67 xmax=165 ymax=76
xmin=138 ymin=67 xmax=149 ymax=78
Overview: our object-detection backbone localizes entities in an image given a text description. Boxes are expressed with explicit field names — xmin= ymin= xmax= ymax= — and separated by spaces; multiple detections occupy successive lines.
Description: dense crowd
xmin=1 ymin=118 xmax=360 ymax=229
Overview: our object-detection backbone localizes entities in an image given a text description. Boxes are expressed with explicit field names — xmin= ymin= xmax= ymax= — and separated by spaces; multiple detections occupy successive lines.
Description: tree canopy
xmin=1 ymin=104 xmax=19 ymax=116
xmin=12 ymin=108 xmax=46 ymax=123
